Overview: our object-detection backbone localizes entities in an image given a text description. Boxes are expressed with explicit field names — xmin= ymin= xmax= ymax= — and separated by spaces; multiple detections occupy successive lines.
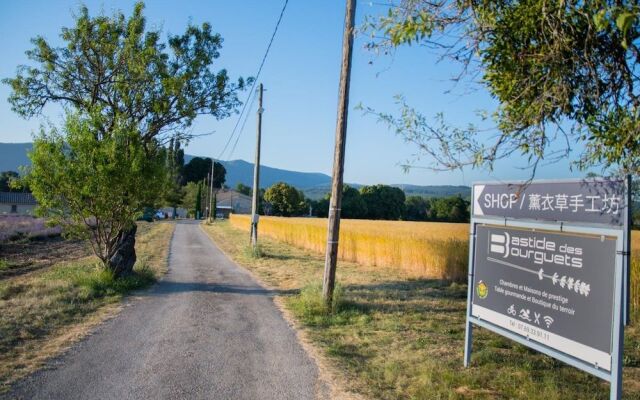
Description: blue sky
xmin=0 ymin=1 xmax=589 ymax=186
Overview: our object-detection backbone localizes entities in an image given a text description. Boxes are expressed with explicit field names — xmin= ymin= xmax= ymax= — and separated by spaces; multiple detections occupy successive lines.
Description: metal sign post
xmin=464 ymin=178 xmax=629 ymax=400
xmin=624 ymin=174 xmax=632 ymax=326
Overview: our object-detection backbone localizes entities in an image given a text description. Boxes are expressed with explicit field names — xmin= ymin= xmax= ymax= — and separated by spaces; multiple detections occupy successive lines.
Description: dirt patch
xmin=0 ymin=236 xmax=91 ymax=279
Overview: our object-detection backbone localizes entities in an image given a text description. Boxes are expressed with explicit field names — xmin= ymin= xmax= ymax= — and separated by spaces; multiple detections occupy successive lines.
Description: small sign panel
xmin=473 ymin=179 xmax=626 ymax=226
xmin=471 ymin=225 xmax=617 ymax=370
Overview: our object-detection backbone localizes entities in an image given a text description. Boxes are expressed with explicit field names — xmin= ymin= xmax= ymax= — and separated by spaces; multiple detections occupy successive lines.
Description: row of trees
xmin=162 ymin=138 xmax=227 ymax=218
xmin=256 ymin=181 xmax=470 ymax=223
xmin=312 ymin=184 xmax=469 ymax=222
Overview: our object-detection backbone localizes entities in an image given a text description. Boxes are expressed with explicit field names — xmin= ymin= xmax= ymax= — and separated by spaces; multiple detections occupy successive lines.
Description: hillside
xmin=301 ymin=183 xmax=471 ymax=200
xmin=0 ymin=142 xmax=31 ymax=172
xmin=0 ymin=143 xmax=331 ymax=189
xmin=0 ymin=142 xmax=470 ymax=197
xmin=204 ymin=158 xmax=332 ymax=189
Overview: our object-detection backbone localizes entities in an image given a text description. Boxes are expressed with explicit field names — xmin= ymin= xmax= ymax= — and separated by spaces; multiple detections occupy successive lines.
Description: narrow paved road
xmin=4 ymin=221 xmax=324 ymax=400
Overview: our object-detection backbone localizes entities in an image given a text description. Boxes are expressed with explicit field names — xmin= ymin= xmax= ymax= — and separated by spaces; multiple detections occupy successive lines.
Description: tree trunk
xmin=108 ymin=224 xmax=137 ymax=276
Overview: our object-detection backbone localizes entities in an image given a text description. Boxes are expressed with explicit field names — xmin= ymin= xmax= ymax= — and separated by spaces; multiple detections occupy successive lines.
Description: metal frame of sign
xmin=463 ymin=178 xmax=630 ymax=400
xmin=625 ymin=174 xmax=632 ymax=327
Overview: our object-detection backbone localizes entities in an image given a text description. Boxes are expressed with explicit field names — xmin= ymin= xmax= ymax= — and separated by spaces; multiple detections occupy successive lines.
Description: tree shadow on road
xmin=144 ymin=281 xmax=298 ymax=297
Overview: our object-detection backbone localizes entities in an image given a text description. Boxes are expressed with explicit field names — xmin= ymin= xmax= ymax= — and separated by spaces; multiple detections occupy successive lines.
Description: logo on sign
xmin=489 ymin=230 xmax=583 ymax=268
xmin=490 ymin=232 xmax=510 ymax=258
xmin=487 ymin=230 xmax=592 ymax=297
xmin=476 ymin=281 xmax=488 ymax=299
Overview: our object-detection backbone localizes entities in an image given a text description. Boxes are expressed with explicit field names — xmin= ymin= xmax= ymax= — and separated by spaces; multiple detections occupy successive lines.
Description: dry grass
xmin=230 ymin=214 xmax=469 ymax=281
xmin=203 ymin=221 xmax=640 ymax=400
xmin=0 ymin=221 xmax=175 ymax=389
xmin=134 ymin=221 xmax=174 ymax=277
xmin=232 ymin=215 xmax=640 ymax=318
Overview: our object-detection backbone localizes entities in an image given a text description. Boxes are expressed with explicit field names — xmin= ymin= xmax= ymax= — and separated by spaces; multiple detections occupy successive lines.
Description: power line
xmin=217 ymin=0 xmax=289 ymax=160
xmin=228 ymin=87 xmax=258 ymax=159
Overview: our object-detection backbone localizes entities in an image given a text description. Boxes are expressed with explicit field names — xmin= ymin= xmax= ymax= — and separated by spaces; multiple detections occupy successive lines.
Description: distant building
xmin=159 ymin=206 xmax=188 ymax=219
xmin=215 ymin=205 xmax=233 ymax=219
xmin=0 ymin=192 xmax=37 ymax=215
xmin=215 ymin=189 xmax=252 ymax=214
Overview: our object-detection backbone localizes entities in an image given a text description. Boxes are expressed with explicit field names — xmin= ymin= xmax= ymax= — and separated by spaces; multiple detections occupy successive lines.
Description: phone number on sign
xmin=508 ymin=319 xmax=551 ymax=342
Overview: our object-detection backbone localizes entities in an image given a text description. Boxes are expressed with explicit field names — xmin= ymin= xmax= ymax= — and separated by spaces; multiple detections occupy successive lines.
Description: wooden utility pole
xmin=250 ymin=83 xmax=264 ymax=248
xmin=323 ymin=0 xmax=356 ymax=307
xmin=202 ymin=178 xmax=207 ymax=217
xmin=209 ymin=159 xmax=215 ymax=222
xmin=205 ymin=172 xmax=211 ymax=220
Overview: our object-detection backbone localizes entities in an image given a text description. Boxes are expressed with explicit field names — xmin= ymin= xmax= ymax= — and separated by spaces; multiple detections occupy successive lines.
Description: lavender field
xmin=0 ymin=216 xmax=62 ymax=242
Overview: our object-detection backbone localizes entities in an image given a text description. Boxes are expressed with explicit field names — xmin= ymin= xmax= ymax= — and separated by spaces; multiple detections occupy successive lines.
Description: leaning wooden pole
xmin=322 ymin=0 xmax=356 ymax=307
xmin=250 ymin=83 xmax=264 ymax=248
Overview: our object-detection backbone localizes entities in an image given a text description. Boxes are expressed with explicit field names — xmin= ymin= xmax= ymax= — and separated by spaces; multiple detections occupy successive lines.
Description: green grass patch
xmin=242 ymin=243 xmax=264 ymax=259
xmin=42 ymin=261 xmax=156 ymax=301
xmin=203 ymin=220 xmax=640 ymax=400
xmin=289 ymin=282 xmax=345 ymax=323
xmin=0 ymin=260 xmax=156 ymax=358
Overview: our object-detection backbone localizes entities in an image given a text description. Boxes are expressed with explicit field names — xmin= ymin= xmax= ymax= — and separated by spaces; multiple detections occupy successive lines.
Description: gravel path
xmin=3 ymin=220 xmax=324 ymax=400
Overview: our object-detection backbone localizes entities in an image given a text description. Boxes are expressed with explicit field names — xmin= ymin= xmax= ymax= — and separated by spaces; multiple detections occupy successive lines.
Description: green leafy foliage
xmin=163 ymin=138 xmax=186 ymax=210
xmin=428 ymin=195 xmax=469 ymax=223
xmin=4 ymin=2 xmax=245 ymax=273
xmin=313 ymin=187 xmax=468 ymax=222
xmin=195 ymin=182 xmax=202 ymax=218
xmin=28 ymin=113 xmax=166 ymax=264
xmin=3 ymin=2 xmax=248 ymax=138
xmin=264 ymin=182 xmax=307 ymax=217
xmin=183 ymin=157 xmax=226 ymax=186
xmin=404 ymin=195 xmax=429 ymax=221
xmin=313 ymin=185 xmax=367 ymax=219
xmin=362 ymin=1 xmax=640 ymax=174
xmin=181 ymin=182 xmax=200 ymax=217
xmin=340 ymin=185 xmax=368 ymax=219
xmin=235 ymin=183 xmax=252 ymax=196
xmin=311 ymin=197 xmax=329 ymax=218
xmin=360 ymin=184 xmax=406 ymax=220
xmin=0 ymin=171 xmax=23 ymax=192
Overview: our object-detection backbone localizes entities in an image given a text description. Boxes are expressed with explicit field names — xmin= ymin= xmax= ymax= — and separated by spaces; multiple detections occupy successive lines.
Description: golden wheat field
xmin=230 ymin=214 xmax=640 ymax=315
xmin=230 ymin=214 xmax=469 ymax=281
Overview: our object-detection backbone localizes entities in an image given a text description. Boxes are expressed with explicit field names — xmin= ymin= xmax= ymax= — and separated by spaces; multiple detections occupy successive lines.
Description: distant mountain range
xmin=0 ymin=143 xmax=32 ymax=175
xmin=183 ymin=154 xmax=332 ymax=191
xmin=301 ymin=183 xmax=471 ymax=200
xmin=0 ymin=142 xmax=470 ymax=199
